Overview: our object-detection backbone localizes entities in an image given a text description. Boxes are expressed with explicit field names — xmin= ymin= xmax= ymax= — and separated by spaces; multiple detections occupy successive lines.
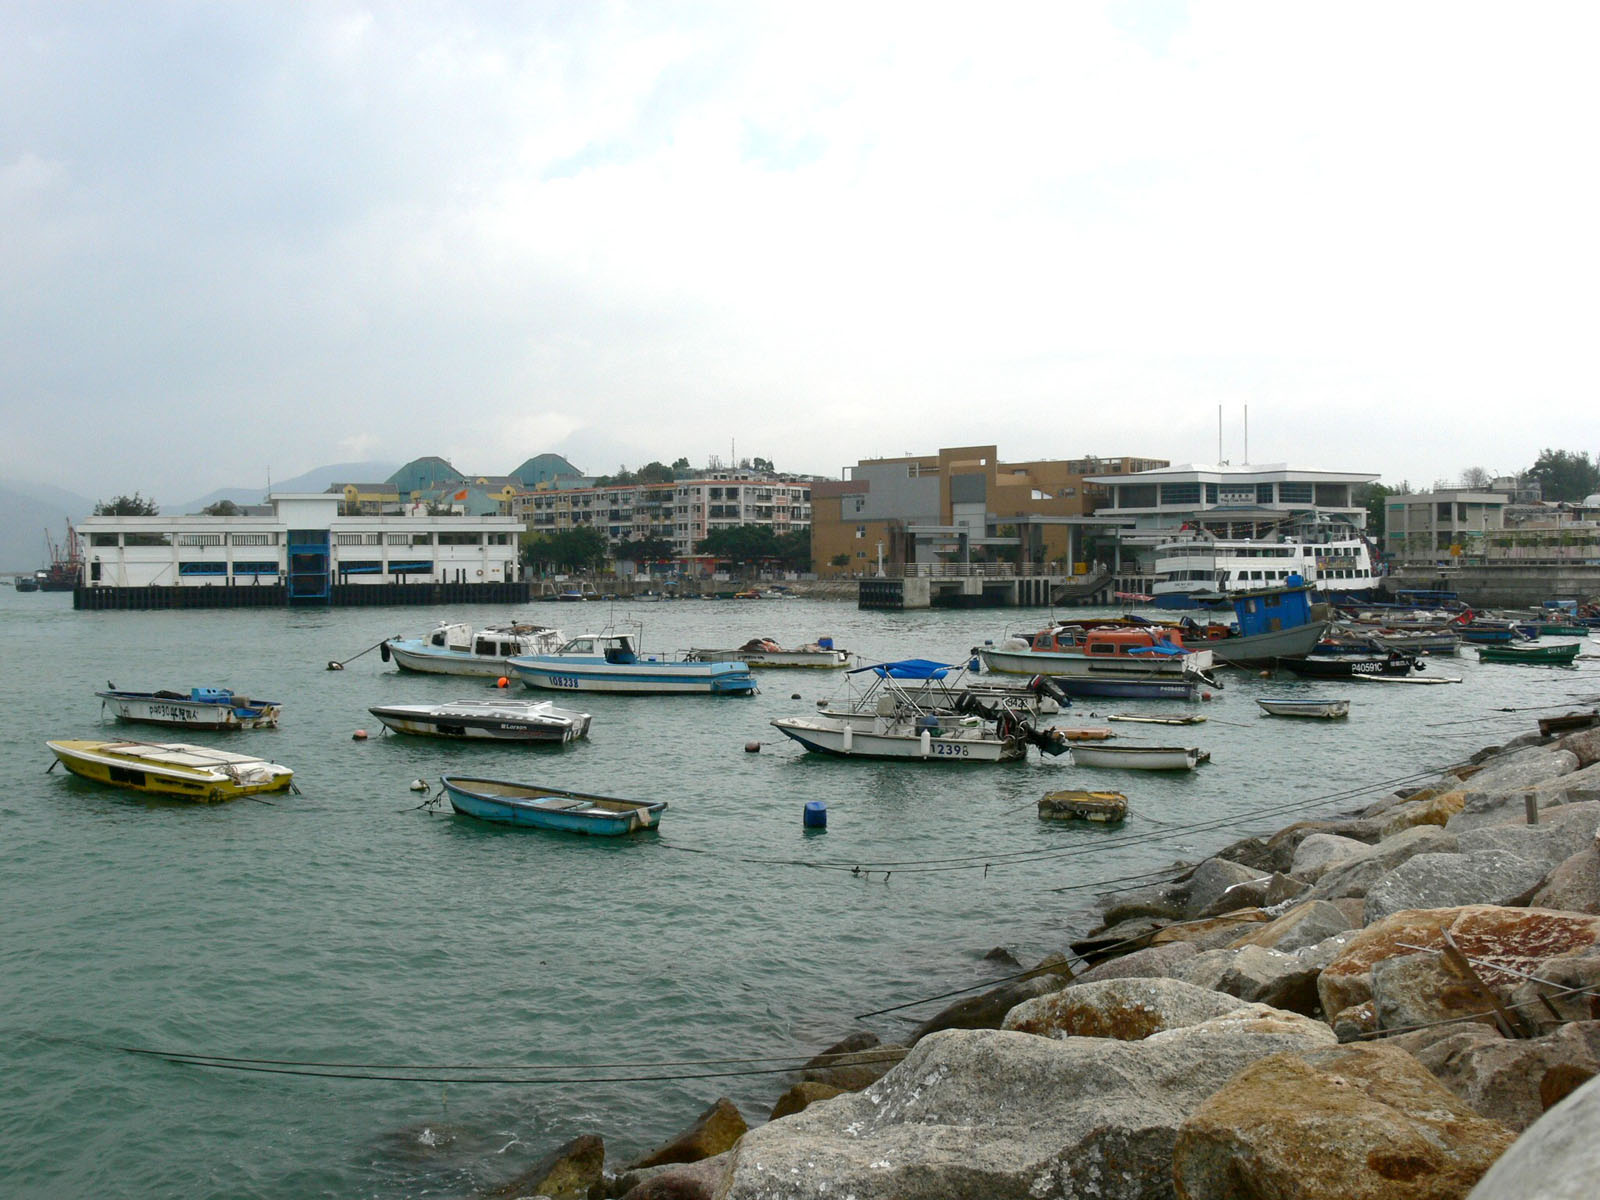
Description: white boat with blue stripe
xmin=508 ymin=631 xmax=757 ymax=695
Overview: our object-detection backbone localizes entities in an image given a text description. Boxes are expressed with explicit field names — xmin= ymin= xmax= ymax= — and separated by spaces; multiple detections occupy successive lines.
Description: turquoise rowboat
xmin=437 ymin=775 xmax=665 ymax=835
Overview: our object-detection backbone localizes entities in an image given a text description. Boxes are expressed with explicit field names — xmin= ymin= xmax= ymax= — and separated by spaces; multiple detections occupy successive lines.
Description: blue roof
xmin=851 ymin=658 xmax=953 ymax=680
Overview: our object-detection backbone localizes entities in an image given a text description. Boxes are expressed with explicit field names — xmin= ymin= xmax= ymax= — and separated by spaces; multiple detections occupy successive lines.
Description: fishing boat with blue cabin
xmin=508 ymin=629 xmax=757 ymax=695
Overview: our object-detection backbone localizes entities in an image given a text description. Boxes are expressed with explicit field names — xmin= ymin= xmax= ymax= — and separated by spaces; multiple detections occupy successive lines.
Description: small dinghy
xmin=1038 ymin=789 xmax=1128 ymax=823
xmin=1070 ymin=744 xmax=1207 ymax=771
xmin=1256 ymin=697 xmax=1350 ymax=719
xmin=435 ymin=775 xmax=665 ymax=835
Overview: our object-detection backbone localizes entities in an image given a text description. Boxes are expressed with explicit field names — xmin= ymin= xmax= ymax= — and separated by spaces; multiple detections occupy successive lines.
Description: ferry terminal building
xmin=76 ymin=494 xmax=524 ymax=608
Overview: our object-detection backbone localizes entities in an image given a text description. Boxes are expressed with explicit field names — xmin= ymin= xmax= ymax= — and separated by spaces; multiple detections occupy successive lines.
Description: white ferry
xmin=1151 ymin=534 xmax=1379 ymax=610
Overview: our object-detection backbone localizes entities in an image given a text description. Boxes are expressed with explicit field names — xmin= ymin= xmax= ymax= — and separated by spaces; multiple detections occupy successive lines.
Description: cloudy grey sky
xmin=4 ymin=1 xmax=1597 ymax=506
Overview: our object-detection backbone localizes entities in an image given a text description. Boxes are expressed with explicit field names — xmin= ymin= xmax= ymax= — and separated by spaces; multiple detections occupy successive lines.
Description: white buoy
xmin=409 ymin=779 xmax=428 ymax=791
xmin=841 ymin=723 xmax=853 ymax=752
xmin=919 ymin=729 xmax=931 ymax=757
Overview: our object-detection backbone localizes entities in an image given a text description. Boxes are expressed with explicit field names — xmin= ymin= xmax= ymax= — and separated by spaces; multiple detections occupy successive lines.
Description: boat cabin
xmin=1230 ymin=579 xmax=1315 ymax=639
xmin=1024 ymin=625 xmax=1194 ymax=657
xmin=425 ymin=621 xmax=552 ymax=659
xmin=560 ymin=634 xmax=640 ymax=664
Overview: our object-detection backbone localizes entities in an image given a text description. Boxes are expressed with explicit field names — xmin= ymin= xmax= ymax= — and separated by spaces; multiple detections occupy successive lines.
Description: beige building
xmin=810 ymin=446 xmax=1166 ymax=577
xmin=512 ymin=471 xmax=811 ymax=561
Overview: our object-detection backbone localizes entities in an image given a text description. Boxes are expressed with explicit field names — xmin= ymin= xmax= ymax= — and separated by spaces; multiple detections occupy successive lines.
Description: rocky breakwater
xmin=491 ymin=714 xmax=1600 ymax=1200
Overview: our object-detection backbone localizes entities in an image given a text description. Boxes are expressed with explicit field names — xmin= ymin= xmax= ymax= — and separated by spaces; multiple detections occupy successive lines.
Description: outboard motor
xmin=1028 ymin=674 xmax=1070 ymax=707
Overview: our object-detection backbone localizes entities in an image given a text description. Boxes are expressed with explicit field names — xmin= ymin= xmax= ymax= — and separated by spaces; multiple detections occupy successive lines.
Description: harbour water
xmin=3 ymin=588 xmax=1596 ymax=1199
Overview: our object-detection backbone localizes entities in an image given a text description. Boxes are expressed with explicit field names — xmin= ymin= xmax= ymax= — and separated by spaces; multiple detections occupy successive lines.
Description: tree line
xmin=519 ymin=524 xmax=810 ymax=575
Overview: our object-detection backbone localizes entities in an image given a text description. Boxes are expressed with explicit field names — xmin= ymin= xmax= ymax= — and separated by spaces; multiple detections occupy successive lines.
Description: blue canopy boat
xmin=435 ymin=775 xmax=666 ymax=835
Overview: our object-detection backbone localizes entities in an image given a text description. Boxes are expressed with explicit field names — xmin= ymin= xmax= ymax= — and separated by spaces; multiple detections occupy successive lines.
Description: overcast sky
xmin=4 ymin=2 xmax=1597 ymax=506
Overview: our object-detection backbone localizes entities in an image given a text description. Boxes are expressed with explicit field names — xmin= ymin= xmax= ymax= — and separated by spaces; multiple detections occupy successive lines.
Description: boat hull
xmin=385 ymin=643 xmax=529 ymax=677
xmin=1256 ymin=698 xmax=1350 ymax=718
xmin=978 ymin=646 xmax=1213 ymax=677
xmin=96 ymin=690 xmax=281 ymax=730
xmin=1205 ymin=620 xmax=1330 ymax=669
xmin=769 ymin=717 xmax=1025 ymax=761
xmin=689 ymin=647 xmax=849 ymax=668
xmin=46 ymin=739 xmax=293 ymax=801
xmin=1070 ymin=744 xmax=1204 ymax=770
xmin=510 ymin=658 xmax=757 ymax=695
xmin=1276 ymin=654 xmax=1421 ymax=679
xmin=439 ymin=775 xmax=664 ymax=834
xmin=1051 ymin=675 xmax=1201 ymax=700
xmin=367 ymin=703 xmax=590 ymax=742
xmin=1474 ymin=643 xmax=1582 ymax=665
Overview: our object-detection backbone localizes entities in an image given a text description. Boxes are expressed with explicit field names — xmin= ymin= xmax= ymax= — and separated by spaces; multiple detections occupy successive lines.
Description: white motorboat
xmin=382 ymin=620 xmax=565 ymax=677
xmin=977 ymin=625 xmax=1216 ymax=680
xmin=770 ymin=659 xmax=1069 ymax=762
xmin=508 ymin=630 xmax=757 ymax=695
xmin=1256 ymin=697 xmax=1350 ymax=719
xmin=367 ymin=698 xmax=591 ymax=743
xmin=688 ymin=637 xmax=850 ymax=668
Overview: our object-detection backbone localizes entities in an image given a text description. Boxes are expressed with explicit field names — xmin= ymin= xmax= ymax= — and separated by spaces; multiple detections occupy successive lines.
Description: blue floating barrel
xmin=817 ymin=636 xmax=833 ymax=649
xmin=803 ymin=800 xmax=828 ymax=829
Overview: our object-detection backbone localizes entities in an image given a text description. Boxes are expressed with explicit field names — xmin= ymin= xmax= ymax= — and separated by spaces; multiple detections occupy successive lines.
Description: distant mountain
xmin=0 ymin=481 xmax=95 ymax=574
xmin=170 ymin=461 xmax=401 ymax=514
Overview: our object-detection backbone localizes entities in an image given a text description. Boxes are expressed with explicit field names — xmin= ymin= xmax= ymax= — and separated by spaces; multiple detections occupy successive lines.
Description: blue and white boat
xmin=96 ymin=686 xmax=282 ymax=730
xmin=382 ymin=620 xmax=565 ymax=677
xmin=508 ymin=631 xmax=757 ymax=695
xmin=436 ymin=775 xmax=665 ymax=835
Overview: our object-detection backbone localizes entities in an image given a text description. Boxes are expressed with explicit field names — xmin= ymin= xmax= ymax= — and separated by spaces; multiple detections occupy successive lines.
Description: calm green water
xmin=3 ymin=588 xmax=1595 ymax=1198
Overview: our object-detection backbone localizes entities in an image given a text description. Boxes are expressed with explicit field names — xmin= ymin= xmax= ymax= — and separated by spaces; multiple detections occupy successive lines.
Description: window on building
xmin=1160 ymin=483 xmax=1200 ymax=505
xmin=1279 ymin=483 xmax=1313 ymax=503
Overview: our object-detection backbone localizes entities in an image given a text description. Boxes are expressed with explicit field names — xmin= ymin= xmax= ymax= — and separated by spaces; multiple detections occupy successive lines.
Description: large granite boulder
xmin=1445 ymin=772 xmax=1600 ymax=833
xmin=1073 ymin=941 xmax=1199 ymax=985
xmin=1319 ymin=905 xmax=1600 ymax=1032
xmin=1001 ymin=976 xmax=1276 ymax=1041
xmin=1302 ymin=824 xmax=1459 ymax=904
xmin=1396 ymin=1021 xmax=1600 ymax=1131
xmin=799 ymin=1030 xmax=905 ymax=1091
xmin=1098 ymin=858 xmax=1261 ymax=926
xmin=1226 ymin=899 xmax=1353 ymax=954
xmin=1467 ymin=1071 xmax=1600 ymax=1198
xmin=1557 ymin=724 xmax=1600 ymax=767
xmin=1456 ymin=801 xmax=1600 ymax=873
xmin=1290 ymin=832 xmax=1372 ymax=882
xmin=1449 ymin=745 xmax=1580 ymax=794
xmin=1170 ymin=944 xmax=1322 ymax=1015
xmin=1362 ymin=849 xmax=1549 ymax=923
xmin=487 ymin=1133 xmax=605 ymax=1199
xmin=911 ymin=953 xmax=1074 ymax=1041
xmin=613 ymin=1153 xmax=731 ymax=1200
xmin=1172 ymin=1042 xmax=1516 ymax=1199
xmin=1530 ymin=844 xmax=1600 ymax=914
xmin=624 ymin=1098 xmax=747 ymax=1171
xmin=716 ymin=1015 xmax=1335 ymax=1200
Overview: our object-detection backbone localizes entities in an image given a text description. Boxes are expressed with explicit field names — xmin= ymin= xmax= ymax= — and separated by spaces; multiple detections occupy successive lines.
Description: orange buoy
xmin=353 ymin=729 xmax=368 ymax=740
xmin=497 ymin=676 xmax=510 ymax=689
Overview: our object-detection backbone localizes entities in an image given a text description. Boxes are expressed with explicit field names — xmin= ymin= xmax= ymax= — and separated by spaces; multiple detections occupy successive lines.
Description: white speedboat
xmin=382 ymin=621 xmax=564 ymax=677
xmin=367 ymin=698 xmax=591 ymax=743
xmin=770 ymin=659 xmax=1069 ymax=762
xmin=508 ymin=631 xmax=757 ymax=695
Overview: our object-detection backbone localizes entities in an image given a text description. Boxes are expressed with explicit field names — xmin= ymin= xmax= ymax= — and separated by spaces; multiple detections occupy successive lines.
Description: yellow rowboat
xmin=45 ymin=739 xmax=294 ymax=802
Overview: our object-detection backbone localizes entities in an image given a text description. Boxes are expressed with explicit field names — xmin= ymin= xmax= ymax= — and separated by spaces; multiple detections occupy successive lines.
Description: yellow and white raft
xmin=46 ymin=739 xmax=294 ymax=802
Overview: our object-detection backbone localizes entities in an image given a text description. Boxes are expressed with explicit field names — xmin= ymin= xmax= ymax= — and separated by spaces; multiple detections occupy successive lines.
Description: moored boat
xmin=45 ymin=739 xmax=294 ymax=801
xmin=771 ymin=659 xmax=1069 ymax=762
xmin=976 ymin=625 xmax=1216 ymax=680
xmin=1256 ymin=697 xmax=1350 ymax=719
xmin=382 ymin=620 xmax=564 ymax=677
xmin=1275 ymin=649 xmax=1423 ymax=679
xmin=1038 ymin=789 xmax=1128 ymax=823
xmin=96 ymin=686 xmax=282 ymax=730
xmin=688 ymin=637 xmax=850 ymax=668
xmin=1050 ymin=673 xmax=1205 ymax=701
xmin=436 ymin=775 xmax=664 ymax=834
xmin=509 ymin=631 xmax=757 ymax=695
xmin=367 ymin=698 xmax=591 ymax=742
xmin=1474 ymin=642 xmax=1582 ymax=666
xmin=1069 ymin=743 xmax=1207 ymax=771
